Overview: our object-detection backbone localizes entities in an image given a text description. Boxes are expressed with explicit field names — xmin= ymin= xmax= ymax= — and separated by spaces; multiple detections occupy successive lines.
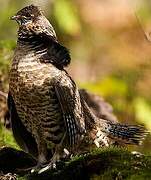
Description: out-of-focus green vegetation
xmin=0 ymin=123 xmax=19 ymax=149
xmin=0 ymin=0 xmax=151 ymax=153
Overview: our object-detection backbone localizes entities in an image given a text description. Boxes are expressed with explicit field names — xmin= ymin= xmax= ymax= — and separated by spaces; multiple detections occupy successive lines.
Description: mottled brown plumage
xmin=0 ymin=173 xmax=16 ymax=180
xmin=8 ymin=5 xmax=147 ymax=172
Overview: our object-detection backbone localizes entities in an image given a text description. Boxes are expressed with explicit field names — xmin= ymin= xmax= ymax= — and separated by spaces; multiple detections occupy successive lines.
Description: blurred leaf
xmin=0 ymin=40 xmax=16 ymax=49
xmin=98 ymin=77 xmax=128 ymax=97
xmin=53 ymin=0 xmax=81 ymax=35
xmin=0 ymin=40 xmax=14 ymax=90
xmin=79 ymin=77 xmax=128 ymax=97
xmin=137 ymin=1 xmax=151 ymax=22
xmin=134 ymin=97 xmax=151 ymax=131
xmin=0 ymin=123 xmax=19 ymax=149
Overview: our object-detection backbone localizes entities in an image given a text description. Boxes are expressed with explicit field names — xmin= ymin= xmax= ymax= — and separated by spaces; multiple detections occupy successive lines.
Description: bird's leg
xmin=37 ymin=140 xmax=48 ymax=165
xmin=31 ymin=135 xmax=48 ymax=173
xmin=38 ymin=133 xmax=69 ymax=174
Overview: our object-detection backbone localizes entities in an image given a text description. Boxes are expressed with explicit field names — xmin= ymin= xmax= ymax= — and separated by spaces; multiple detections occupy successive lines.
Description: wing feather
xmin=55 ymin=79 xmax=85 ymax=147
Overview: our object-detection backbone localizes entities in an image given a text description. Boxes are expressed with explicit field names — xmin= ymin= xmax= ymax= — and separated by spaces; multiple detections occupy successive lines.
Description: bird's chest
xmin=10 ymin=56 xmax=54 ymax=103
xmin=9 ymin=55 xmax=62 ymax=133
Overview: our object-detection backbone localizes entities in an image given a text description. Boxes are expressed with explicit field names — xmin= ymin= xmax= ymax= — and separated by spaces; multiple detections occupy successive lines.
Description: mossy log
xmin=0 ymin=147 xmax=151 ymax=180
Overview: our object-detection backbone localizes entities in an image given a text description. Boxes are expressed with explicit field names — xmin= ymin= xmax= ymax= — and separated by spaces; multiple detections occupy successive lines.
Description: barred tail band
xmin=100 ymin=120 xmax=148 ymax=145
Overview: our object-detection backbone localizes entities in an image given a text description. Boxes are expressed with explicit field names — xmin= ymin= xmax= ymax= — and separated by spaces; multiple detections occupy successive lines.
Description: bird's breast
xmin=10 ymin=48 xmax=61 ymax=94
xmin=9 ymin=51 xmax=64 ymax=144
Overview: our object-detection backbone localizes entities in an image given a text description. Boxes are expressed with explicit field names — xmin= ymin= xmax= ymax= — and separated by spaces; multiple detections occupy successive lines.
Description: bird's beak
xmin=10 ymin=15 xmax=20 ymax=21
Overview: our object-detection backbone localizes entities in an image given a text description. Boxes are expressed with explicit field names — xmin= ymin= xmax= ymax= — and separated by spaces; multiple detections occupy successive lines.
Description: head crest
xmin=16 ymin=4 xmax=42 ymax=17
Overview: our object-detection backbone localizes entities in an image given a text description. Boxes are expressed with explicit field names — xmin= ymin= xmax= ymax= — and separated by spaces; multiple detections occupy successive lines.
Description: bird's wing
xmin=7 ymin=92 xmax=38 ymax=158
xmin=54 ymin=77 xmax=86 ymax=147
xmin=38 ymin=30 xmax=71 ymax=69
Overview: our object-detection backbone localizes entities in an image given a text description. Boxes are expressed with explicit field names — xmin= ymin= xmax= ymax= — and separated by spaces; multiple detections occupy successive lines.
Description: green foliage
xmin=134 ymin=98 xmax=151 ymax=131
xmin=0 ymin=123 xmax=19 ymax=149
xmin=0 ymin=40 xmax=15 ymax=89
xmin=137 ymin=0 xmax=151 ymax=22
xmin=0 ymin=40 xmax=16 ymax=49
xmin=53 ymin=0 xmax=81 ymax=35
xmin=79 ymin=76 xmax=128 ymax=97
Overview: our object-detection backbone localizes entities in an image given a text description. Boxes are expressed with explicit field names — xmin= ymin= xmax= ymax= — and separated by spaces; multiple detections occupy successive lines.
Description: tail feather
xmin=101 ymin=120 xmax=148 ymax=145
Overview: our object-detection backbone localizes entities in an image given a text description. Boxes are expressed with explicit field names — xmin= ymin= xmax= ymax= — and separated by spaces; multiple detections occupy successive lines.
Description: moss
xmin=25 ymin=147 xmax=151 ymax=180
xmin=0 ymin=123 xmax=19 ymax=149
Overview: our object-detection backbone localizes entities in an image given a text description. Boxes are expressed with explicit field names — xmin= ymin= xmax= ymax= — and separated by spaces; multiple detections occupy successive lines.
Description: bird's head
xmin=11 ymin=5 xmax=71 ymax=69
xmin=11 ymin=4 xmax=57 ymax=40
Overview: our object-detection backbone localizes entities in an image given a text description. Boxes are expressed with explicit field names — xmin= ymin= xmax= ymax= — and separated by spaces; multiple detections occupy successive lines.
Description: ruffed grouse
xmin=8 ymin=5 xmax=146 ymax=172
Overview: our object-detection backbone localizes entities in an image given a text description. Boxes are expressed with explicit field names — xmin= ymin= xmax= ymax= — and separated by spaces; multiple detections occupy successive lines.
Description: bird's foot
xmin=38 ymin=149 xmax=69 ymax=174
xmin=38 ymin=155 xmax=62 ymax=174
xmin=31 ymin=162 xmax=46 ymax=173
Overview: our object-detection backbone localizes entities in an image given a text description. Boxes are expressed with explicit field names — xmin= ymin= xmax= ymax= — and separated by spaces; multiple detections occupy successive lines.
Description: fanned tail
xmin=100 ymin=120 xmax=148 ymax=145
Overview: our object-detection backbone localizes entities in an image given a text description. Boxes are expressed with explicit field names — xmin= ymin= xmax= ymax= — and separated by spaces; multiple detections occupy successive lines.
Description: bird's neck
xmin=17 ymin=35 xmax=48 ymax=61
xmin=17 ymin=33 xmax=71 ymax=69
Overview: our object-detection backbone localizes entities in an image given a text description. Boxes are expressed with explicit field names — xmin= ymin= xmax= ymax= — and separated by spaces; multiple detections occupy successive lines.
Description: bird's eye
xmin=22 ymin=16 xmax=31 ymax=20
xmin=21 ymin=16 xmax=32 ymax=25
